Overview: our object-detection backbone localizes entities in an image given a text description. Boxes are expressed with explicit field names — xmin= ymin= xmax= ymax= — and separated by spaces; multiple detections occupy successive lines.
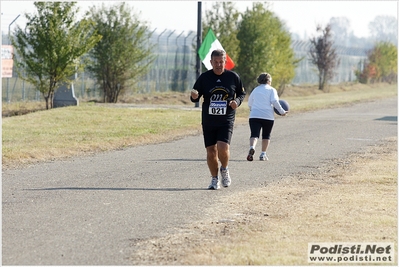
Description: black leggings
xmin=249 ymin=118 xmax=274 ymax=139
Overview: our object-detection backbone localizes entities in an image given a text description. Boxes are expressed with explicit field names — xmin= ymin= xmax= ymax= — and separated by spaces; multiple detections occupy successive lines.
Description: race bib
xmin=209 ymin=100 xmax=227 ymax=115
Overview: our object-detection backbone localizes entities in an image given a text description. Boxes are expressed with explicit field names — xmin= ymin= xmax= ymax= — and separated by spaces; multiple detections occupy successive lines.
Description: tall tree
xmin=329 ymin=17 xmax=354 ymax=46
xmin=369 ymin=15 xmax=398 ymax=46
xmin=11 ymin=1 xmax=101 ymax=109
xmin=309 ymin=24 xmax=340 ymax=91
xmin=87 ymin=2 xmax=155 ymax=103
xmin=236 ymin=2 xmax=298 ymax=94
xmin=202 ymin=2 xmax=240 ymax=67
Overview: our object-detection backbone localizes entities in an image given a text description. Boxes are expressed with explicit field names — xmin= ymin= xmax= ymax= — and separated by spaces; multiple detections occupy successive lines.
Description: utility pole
xmin=8 ymin=14 xmax=20 ymax=45
xmin=7 ymin=14 xmax=20 ymax=103
xmin=195 ymin=1 xmax=202 ymax=108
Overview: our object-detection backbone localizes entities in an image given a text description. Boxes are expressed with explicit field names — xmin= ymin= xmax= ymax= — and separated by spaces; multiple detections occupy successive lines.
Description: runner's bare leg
xmin=206 ymin=145 xmax=219 ymax=177
xmin=217 ymin=141 xmax=230 ymax=169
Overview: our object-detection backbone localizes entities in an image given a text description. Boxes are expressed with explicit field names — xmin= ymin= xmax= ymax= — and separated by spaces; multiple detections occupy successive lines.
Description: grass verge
xmin=130 ymin=137 xmax=397 ymax=265
xmin=2 ymin=105 xmax=202 ymax=168
xmin=2 ymin=83 xmax=397 ymax=169
xmin=2 ymin=83 xmax=397 ymax=264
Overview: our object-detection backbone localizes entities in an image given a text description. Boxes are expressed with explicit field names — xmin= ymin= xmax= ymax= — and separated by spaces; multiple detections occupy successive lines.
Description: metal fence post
xmin=183 ymin=31 xmax=194 ymax=91
xmin=156 ymin=29 xmax=166 ymax=92
xmin=165 ymin=30 xmax=175 ymax=91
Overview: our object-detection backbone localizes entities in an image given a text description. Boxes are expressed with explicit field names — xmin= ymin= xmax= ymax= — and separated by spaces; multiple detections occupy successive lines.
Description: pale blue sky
xmin=1 ymin=1 xmax=397 ymax=38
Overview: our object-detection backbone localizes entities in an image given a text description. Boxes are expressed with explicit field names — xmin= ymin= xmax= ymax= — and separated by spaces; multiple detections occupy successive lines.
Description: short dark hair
xmin=211 ymin=49 xmax=226 ymax=59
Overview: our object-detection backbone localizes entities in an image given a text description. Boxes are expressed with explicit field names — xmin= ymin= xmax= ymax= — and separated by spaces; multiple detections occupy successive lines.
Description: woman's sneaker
xmin=208 ymin=176 xmax=220 ymax=190
xmin=247 ymin=148 xmax=255 ymax=161
xmin=259 ymin=152 xmax=269 ymax=161
xmin=220 ymin=167 xmax=231 ymax=187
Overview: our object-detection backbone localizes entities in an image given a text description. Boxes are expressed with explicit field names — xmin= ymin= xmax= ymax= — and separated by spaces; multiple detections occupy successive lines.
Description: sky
xmin=1 ymin=1 xmax=398 ymax=39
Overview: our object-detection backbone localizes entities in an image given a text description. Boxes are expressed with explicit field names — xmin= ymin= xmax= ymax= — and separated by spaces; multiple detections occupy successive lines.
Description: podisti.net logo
xmin=308 ymin=242 xmax=394 ymax=264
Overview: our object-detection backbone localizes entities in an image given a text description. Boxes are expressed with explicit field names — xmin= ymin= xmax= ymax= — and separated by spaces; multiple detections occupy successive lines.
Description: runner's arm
xmin=234 ymin=85 xmax=246 ymax=107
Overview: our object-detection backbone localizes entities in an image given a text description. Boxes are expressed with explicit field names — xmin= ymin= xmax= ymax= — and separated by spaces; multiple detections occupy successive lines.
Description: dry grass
xmin=2 ymin=83 xmax=397 ymax=265
xmin=2 ymin=82 xmax=396 ymax=118
xmin=131 ymin=137 xmax=397 ymax=265
xmin=2 ymin=101 xmax=46 ymax=117
xmin=119 ymin=91 xmax=194 ymax=106
xmin=2 ymin=82 xmax=397 ymax=169
xmin=2 ymin=105 xmax=202 ymax=168
xmin=236 ymin=82 xmax=397 ymax=123
xmin=272 ymin=82 xmax=397 ymax=113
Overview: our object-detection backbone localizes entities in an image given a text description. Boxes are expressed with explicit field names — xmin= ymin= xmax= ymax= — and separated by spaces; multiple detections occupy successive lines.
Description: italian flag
xmin=198 ymin=29 xmax=235 ymax=70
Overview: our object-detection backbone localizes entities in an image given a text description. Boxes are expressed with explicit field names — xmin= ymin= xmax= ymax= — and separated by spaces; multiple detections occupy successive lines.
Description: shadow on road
xmin=375 ymin=116 xmax=397 ymax=122
xmin=149 ymin=158 xmax=247 ymax=162
xmin=24 ymin=187 xmax=207 ymax=191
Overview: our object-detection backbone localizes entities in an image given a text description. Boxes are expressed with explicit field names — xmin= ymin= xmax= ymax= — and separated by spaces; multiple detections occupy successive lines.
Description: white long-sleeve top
xmin=248 ymin=83 xmax=286 ymax=120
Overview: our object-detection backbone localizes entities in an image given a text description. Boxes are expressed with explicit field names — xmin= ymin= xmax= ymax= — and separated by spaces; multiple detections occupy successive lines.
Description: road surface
xmin=2 ymin=97 xmax=397 ymax=265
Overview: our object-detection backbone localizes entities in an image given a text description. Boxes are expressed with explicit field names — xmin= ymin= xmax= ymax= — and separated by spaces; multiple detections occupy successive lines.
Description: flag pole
xmin=195 ymin=1 xmax=202 ymax=108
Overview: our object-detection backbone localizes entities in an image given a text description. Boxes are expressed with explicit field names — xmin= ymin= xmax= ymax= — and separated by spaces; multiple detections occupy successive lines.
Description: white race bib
xmin=209 ymin=100 xmax=227 ymax=115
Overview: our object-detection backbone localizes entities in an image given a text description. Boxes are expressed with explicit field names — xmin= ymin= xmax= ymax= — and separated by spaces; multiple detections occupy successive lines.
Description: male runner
xmin=190 ymin=49 xmax=246 ymax=190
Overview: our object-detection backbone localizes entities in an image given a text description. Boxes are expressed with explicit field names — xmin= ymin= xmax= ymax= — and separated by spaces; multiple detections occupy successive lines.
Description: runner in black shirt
xmin=190 ymin=49 xmax=246 ymax=190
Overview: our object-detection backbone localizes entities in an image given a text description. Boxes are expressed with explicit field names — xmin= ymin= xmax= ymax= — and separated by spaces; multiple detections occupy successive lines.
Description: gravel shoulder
xmin=130 ymin=136 xmax=397 ymax=265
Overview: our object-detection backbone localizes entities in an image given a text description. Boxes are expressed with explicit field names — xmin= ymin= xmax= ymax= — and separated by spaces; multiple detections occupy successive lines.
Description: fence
xmin=2 ymin=30 xmax=369 ymax=103
xmin=290 ymin=40 xmax=368 ymax=85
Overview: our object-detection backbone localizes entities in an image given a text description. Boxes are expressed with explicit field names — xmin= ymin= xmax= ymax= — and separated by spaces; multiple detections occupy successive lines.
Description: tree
xmin=369 ymin=15 xmax=398 ymax=46
xmin=356 ymin=41 xmax=397 ymax=84
xmin=329 ymin=17 xmax=374 ymax=50
xmin=202 ymin=1 xmax=241 ymax=65
xmin=11 ymin=1 xmax=101 ymax=109
xmin=236 ymin=2 xmax=298 ymax=94
xmin=309 ymin=24 xmax=340 ymax=91
xmin=329 ymin=17 xmax=374 ymax=49
xmin=329 ymin=17 xmax=354 ymax=47
xmin=87 ymin=2 xmax=155 ymax=103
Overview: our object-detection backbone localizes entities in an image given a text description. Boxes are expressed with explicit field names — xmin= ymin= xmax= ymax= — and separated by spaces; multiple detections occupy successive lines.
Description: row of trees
xmin=308 ymin=23 xmax=397 ymax=90
xmin=326 ymin=15 xmax=397 ymax=86
xmin=11 ymin=2 xmax=397 ymax=109
xmin=202 ymin=2 xmax=299 ymax=95
xmin=12 ymin=2 xmax=101 ymax=109
xmin=11 ymin=1 xmax=303 ymax=108
xmin=306 ymin=15 xmax=398 ymax=49
xmin=197 ymin=2 xmax=398 ymax=94
xmin=12 ymin=2 xmax=154 ymax=109
xmin=356 ymin=42 xmax=397 ymax=84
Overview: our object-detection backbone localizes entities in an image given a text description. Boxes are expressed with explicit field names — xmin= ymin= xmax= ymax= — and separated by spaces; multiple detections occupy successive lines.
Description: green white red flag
xmin=198 ymin=29 xmax=235 ymax=70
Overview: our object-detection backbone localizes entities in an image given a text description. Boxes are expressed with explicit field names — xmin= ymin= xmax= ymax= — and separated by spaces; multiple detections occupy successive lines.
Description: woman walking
xmin=247 ymin=73 xmax=288 ymax=161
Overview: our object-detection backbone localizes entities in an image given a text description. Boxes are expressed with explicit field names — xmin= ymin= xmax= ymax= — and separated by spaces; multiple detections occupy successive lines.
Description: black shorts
xmin=249 ymin=118 xmax=274 ymax=139
xmin=202 ymin=123 xmax=234 ymax=147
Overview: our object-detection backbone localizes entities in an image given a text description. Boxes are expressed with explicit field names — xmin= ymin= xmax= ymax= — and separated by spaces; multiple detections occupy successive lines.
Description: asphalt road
xmin=2 ymin=97 xmax=397 ymax=265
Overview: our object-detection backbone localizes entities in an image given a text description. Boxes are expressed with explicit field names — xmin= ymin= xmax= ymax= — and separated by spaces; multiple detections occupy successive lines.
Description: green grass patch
xmin=2 ymin=105 xmax=201 ymax=167
xmin=2 ymin=83 xmax=397 ymax=168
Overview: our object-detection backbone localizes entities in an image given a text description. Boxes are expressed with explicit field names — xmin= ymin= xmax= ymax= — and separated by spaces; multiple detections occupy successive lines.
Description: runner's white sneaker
xmin=220 ymin=167 xmax=231 ymax=187
xmin=208 ymin=176 xmax=220 ymax=190
xmin=259 ymin=153 xmax=269 ymax=161
xmin=247 ymin=148 xmax=255 ymax=161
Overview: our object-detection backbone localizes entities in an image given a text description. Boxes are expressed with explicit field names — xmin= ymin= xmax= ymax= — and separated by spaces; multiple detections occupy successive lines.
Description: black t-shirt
xmin=191 ymin=69 xmax=246 ymax=126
